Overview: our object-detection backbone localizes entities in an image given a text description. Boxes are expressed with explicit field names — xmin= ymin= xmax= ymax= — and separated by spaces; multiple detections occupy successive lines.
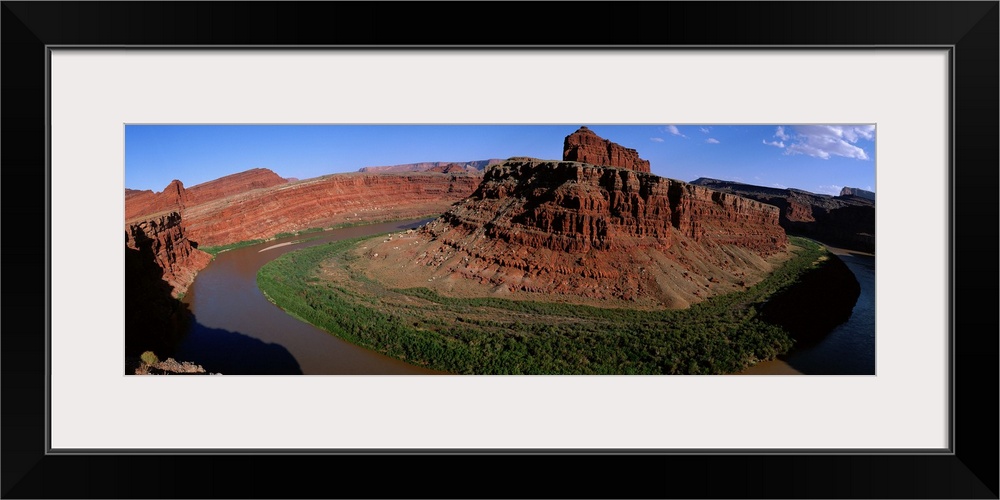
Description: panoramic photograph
xmin=124 ymin=124 xmax=875 ymax=375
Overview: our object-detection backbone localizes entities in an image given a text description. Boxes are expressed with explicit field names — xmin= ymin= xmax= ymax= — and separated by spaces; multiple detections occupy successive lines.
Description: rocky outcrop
xmin=185 ymin=168 xmax=287 ymax=206
xmin=426 ymin=163 xmax=471 ymax=174
xmin=363 ymin=159 xmax=787 ymax=308
xmin=180 ymin=172 xmax=483 ymax=247
xmin=360 ymin=159 xmax=503 ymax=173
xmin=126 ymin=168 xmax=484 ymax=248
xmin=125 ymin=212 xmax=207 ymax=358
xmin=839 ymin=186 xmax=876 ymax=201
xmin=563 ymin=126 xmax=651 ymax=173
xmin=124 ymin=179 xmax=187 ymax=221
xmin=126 ymin=212 xmax=212 ymax=297
xmin=690 ymin=178 xmax=875 ymax=252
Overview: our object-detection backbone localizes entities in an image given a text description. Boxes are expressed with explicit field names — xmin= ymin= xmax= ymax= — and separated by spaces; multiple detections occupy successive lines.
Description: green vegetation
xmin=200 ymin=239 xmax=266 ymax=256
xmin=257 ymin=235 xmax=829 ymax=374
xmin=140 ymin=350 xmax=160 ymax=366
xmin=199 ymin=215 xmax=440 ymax=256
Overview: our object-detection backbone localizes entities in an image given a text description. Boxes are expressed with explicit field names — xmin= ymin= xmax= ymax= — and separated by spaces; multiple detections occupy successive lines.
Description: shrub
xmin=140 ymin=351 xmax=159 ymax=366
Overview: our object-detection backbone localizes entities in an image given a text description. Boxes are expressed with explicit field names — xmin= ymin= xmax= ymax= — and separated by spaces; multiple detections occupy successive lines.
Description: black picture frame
xmin=3 ymin=2 xmax=997 ymax=498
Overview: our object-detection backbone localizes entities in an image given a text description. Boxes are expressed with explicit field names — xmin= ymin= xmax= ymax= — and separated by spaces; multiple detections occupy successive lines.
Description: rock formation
xmin=125 ymin=212 xmax=212 ymax=297
xmin=180 ymin=172 xmax=482 ymax=247
xmin=690 ymin=178 xmax=875 ymax=252
xmin=362 ymin=158 xmax=788 ymax=308
xmin=839 ymin=186 xmax=876 ymax=201
xmin=360 ymin=159 xmax=503 ymax=173
xmin=185 ymin=167 xmax=287 ymax=206
xmin=124 ymin=179 xmax=187 ymax=221
xmin=126 ymin=168 xmax=483 ymax=248
xmin=562 ymin=126 xmax=651 ymax=173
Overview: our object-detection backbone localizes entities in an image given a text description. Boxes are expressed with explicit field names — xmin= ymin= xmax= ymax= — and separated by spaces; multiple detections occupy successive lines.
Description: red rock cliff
xmin=181 ymin=172 xmax=483 ymax=247
xmin=186 ymin=168 xmax=287 ymax=206
xmin=563 ymin=126 xmax=651 ymax=173
xmin=432 ymin=159 xmax=784 ymax=255
xmin=126 ymin=168 xmax=483 ymax=248
xmin=366 ymin=159 xmax=788 ymax=308
xmin=125 ymin=212 xmax=212 ymax=297
xmin=125 ymin=180 xmax=187 ymax=222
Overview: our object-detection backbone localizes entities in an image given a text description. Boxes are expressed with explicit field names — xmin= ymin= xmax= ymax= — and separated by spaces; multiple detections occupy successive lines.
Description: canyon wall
xmin=440 ymin=160 xmax=785 ymax=255
xmin=359 ymin=159 xmax=503 ymax=173
xmin=181 ymin=172 xmax=482 ymax=247
xmin=125 ymin=212 xmax=212 ymax=298
xmin=364 ymin=159 xmax=787 ymax=308
xmin=185 ymin=168 xmax=287 ymax=206
xmin=124 ymin=180 xmax=187 ymax=222
xmin=691 ymin=178 xmax=875 ymax=252
xmin=839 ymin=186 xmax=876 ymax=201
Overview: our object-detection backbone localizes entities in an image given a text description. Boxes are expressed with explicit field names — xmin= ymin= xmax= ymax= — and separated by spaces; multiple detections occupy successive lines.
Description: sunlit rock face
xmin=562 ymin=126 xmax=651 ymax=173
xmin=364 ymin=157 xmax=788 ymax=308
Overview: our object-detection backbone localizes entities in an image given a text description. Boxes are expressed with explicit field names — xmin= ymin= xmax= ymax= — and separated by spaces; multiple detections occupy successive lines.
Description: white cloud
xmin=649 ymin=137 xmax=664 ymax=143
xmin=705 ymin=138 xmax=720 ymax=144
xmin=664 ymin=125 xmax=686 ymax=138
xmin=699 ymin=127 xmax=711 ymax=134
xmin=775 ymin=126 xmax=790 ymax=141
xmin=763 ymin=139 xmax=785 ymax=148
xmin=772 ymin=183 xmax=787 ymax=189
xmin=776 ymin=125 xmax=875 ymax=160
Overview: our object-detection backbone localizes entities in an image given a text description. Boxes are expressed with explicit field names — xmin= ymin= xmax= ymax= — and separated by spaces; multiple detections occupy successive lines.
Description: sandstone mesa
xmin=358 ymin=129 xmax=789 ymax=309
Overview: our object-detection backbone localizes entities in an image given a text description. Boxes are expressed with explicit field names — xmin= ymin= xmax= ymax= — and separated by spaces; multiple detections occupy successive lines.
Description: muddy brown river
xmin=174 ymin=219 xmax=446 ymax=374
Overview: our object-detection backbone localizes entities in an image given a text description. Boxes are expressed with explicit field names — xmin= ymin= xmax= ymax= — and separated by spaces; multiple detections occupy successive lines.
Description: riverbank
xmin=173 ymin=218 xmax=446 ymax=374
xmin=257 ymin=235 xmax=844 ymax=374
xmin=199 ymin=214 xmax=442 ymax=256
xmin=736 ymin=240 xmax=873 ymax=375
xmin=737 ymin=359 xmax=803 ymax=375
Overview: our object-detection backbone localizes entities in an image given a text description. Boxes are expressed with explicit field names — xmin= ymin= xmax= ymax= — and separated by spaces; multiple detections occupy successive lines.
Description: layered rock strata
xmin=690 ymin=178 xmax=875 ymax=252
xmin=125 ymin=212 xmax=212 ymax=298
xmin=181 ymin=172 xmax=482 ymax=247
xmin=360 ymin=159 xmax=503 ymax=173
xmin=563 ymin=126 xmax=651 ymax=173
xmin=361 ymin=159 xmax=788 ymax=308
xmin=839 ymin=186 xmax=876 ymax=201
xmin=125 ymin=180 xmax=187 ymax=221
xmin=126 ymin=168 xmax=483 ymax=248
xmin=185 ymin=168 xmax=287 ymax=206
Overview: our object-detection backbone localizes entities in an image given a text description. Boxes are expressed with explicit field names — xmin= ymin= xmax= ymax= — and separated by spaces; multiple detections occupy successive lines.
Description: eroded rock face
xmin=125 ymin=212 xmax=212 ymax=297
xmin=185 ymin=168 xmax=287 ymax=206
xmin=839 ymin=186 xmax=875 ymax=201
xmin=690 ymin=178 xmax=875 ymax=252
xmin=180 ymin=172 xmax=483 ymax=247
xmin=364 ymin=159 xmax=788 ymax=308
xmin=126 ymin=168 xmax=483 ymax=248
xmin=359 ymin=159 xmax=503 ymax=173
xmin=124 ymin=179 xmax=187 ymax=221
xmin=562 ymin=126 xmax=651 ymax=173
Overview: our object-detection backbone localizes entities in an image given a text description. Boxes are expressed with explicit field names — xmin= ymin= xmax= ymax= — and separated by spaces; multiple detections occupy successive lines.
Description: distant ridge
xmin=689 ymin=178 xmax=875 ymax=252
xmin=359 ymin=159 xmax=503 ymax=173
xmin=839 ymin=186 xmax=876 ymax=201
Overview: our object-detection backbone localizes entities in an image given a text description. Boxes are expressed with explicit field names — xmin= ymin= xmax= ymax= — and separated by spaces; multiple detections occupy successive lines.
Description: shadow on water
xmin=173 ymin=318 xmax=303 ymax=375
xmin=766 ymin=249 xmax=876 ymax=375
xmin=125 ymin=240 xmax=302 ymax=375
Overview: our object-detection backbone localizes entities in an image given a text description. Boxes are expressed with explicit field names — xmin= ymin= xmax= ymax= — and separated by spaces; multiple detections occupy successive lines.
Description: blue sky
xmin=125 ymin=125 xmax=875 ymax=196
